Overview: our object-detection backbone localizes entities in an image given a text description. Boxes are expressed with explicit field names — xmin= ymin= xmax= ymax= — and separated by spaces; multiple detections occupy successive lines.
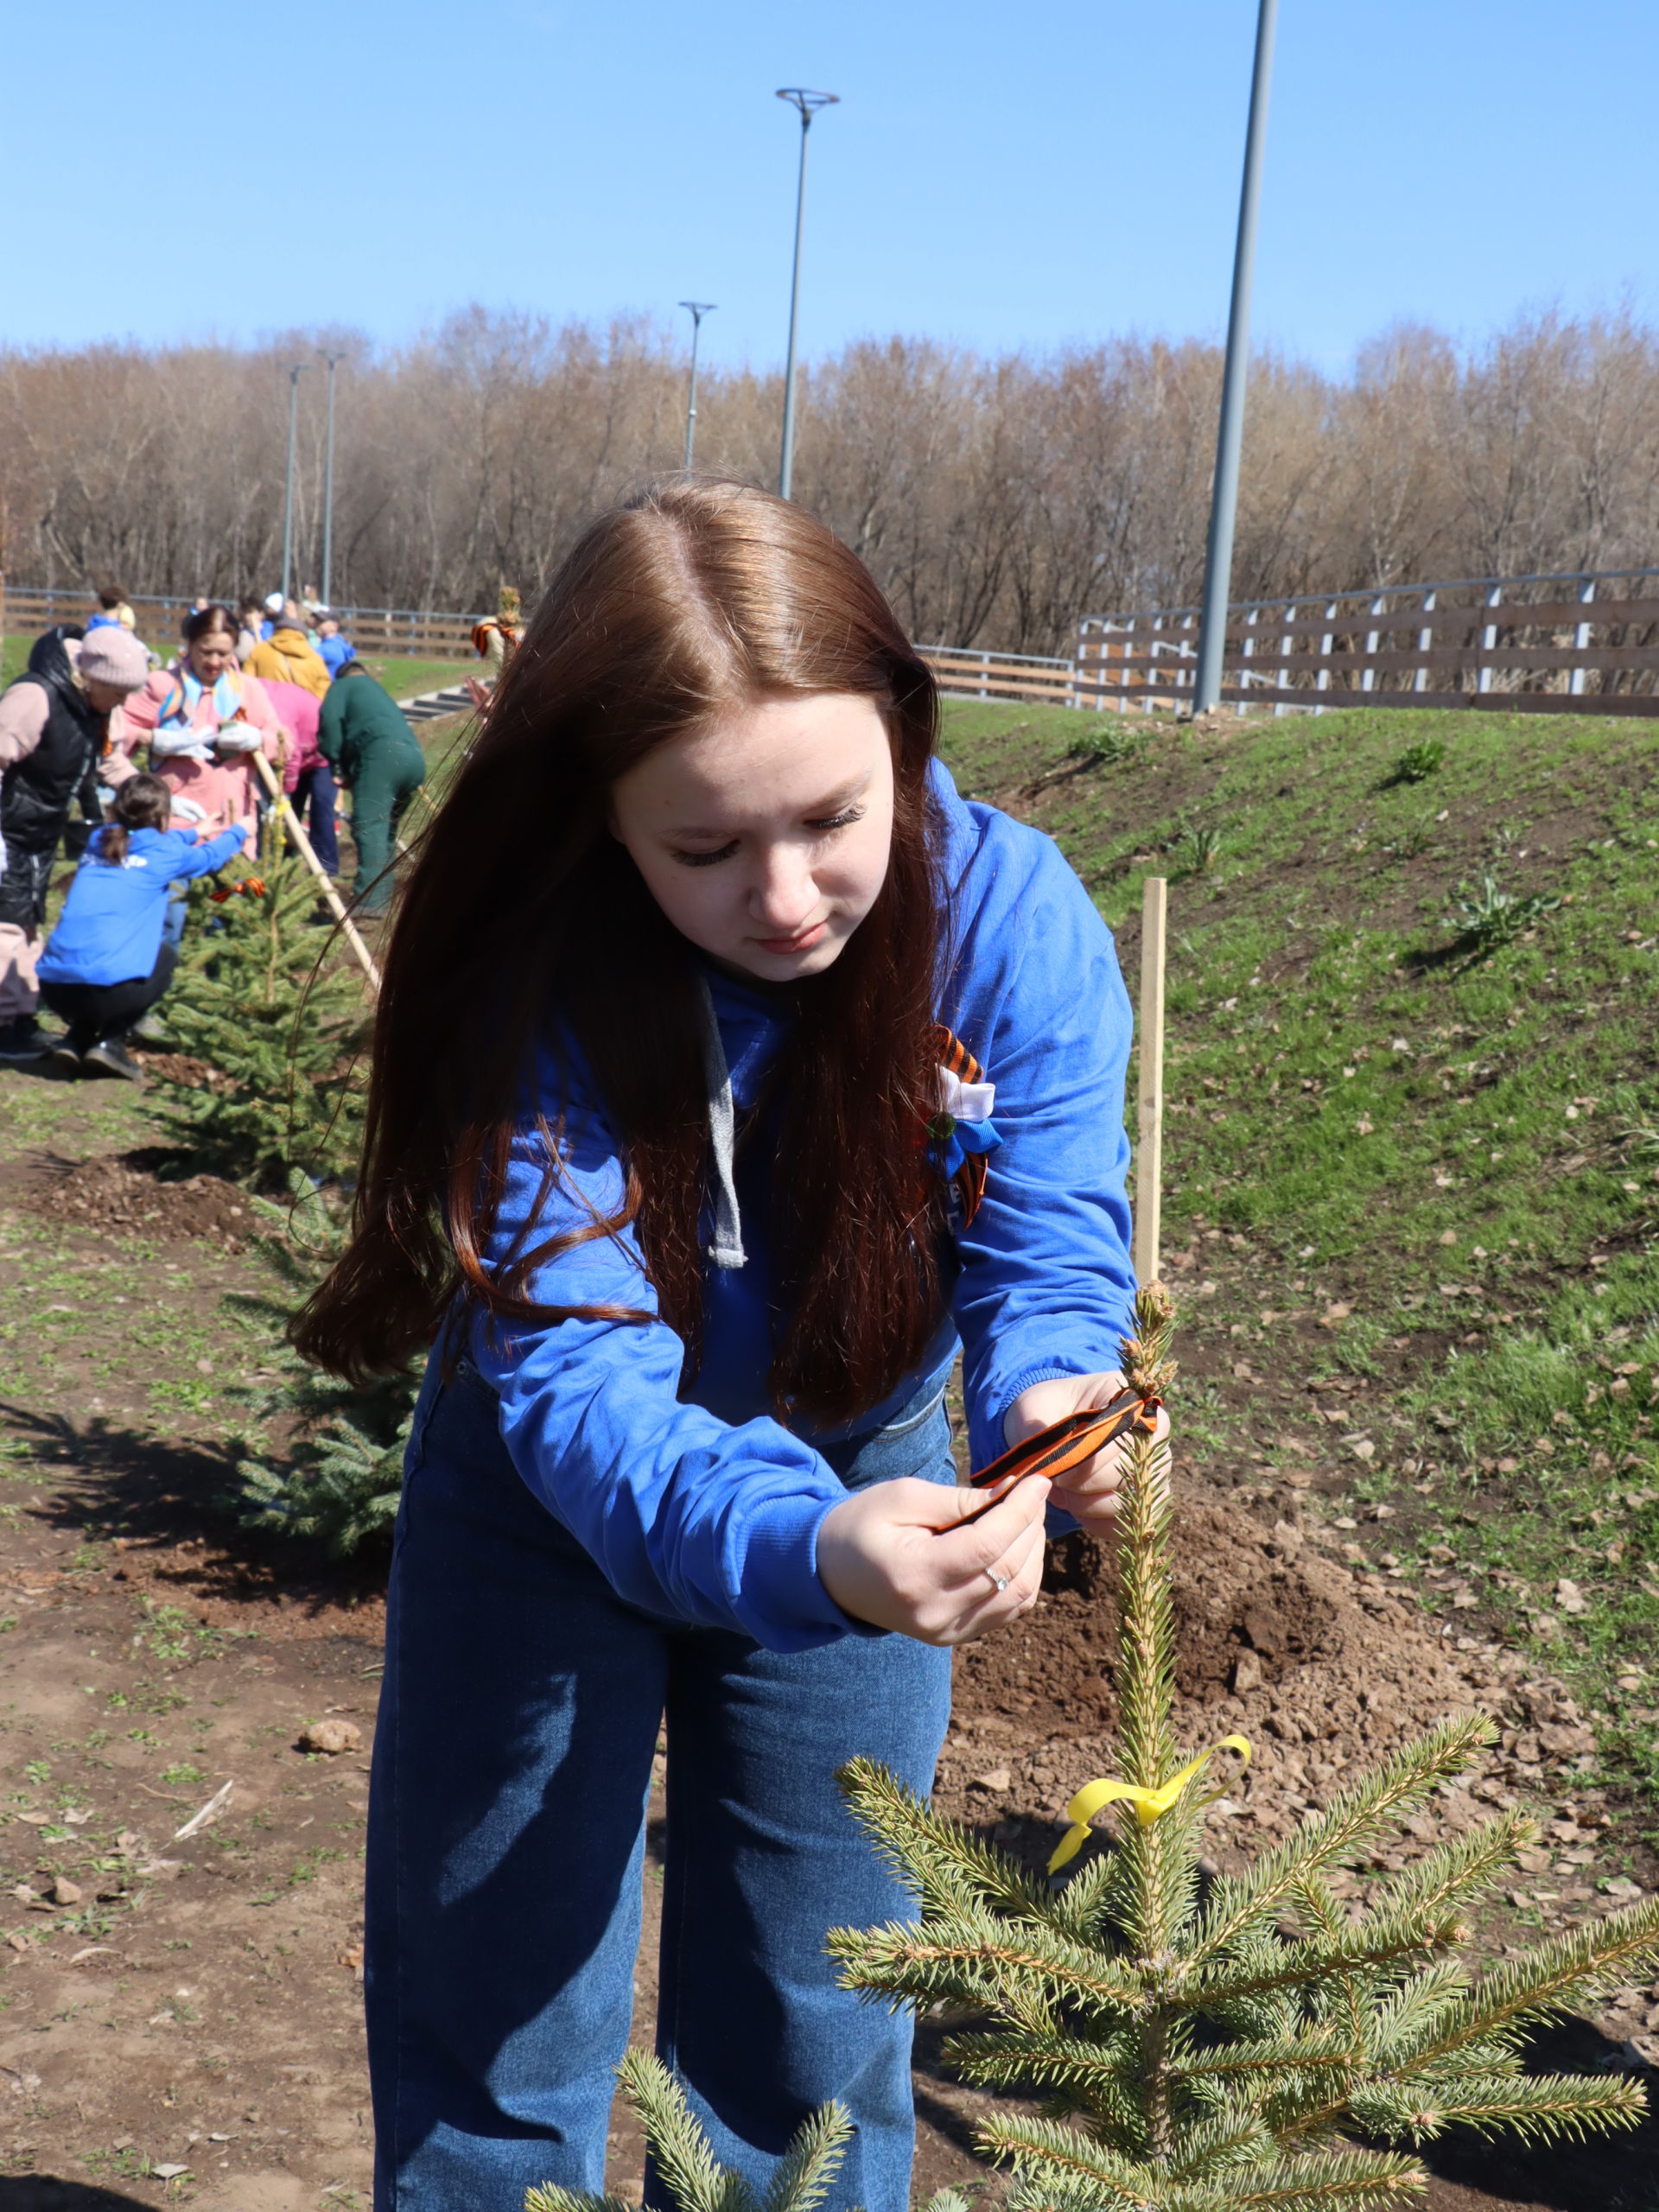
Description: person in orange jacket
xmin=244 ymin=601 xmax=330 ymax=699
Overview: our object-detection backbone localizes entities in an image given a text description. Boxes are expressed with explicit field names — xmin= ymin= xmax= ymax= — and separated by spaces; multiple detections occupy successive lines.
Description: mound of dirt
xmin=944 ymin=1489 xmax=1606 ymax=1862
xmin=955 ymin=1499 xmax=1344 ymax=1736
xmin=10 ymin=1148 xmax=257 ymax=1249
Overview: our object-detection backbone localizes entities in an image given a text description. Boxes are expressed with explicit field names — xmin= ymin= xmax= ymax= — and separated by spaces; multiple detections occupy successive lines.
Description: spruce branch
xmin=1186 ymin=1716 xmax=1496 ymax=1966
xmin=758 ymin=2097 xmax=856 ymax=2212
xmin=614 ymin=2051 xmax=749 ymax=2212
xmin=1366 ymin=1814 xmax=1536 ymax=1931
xmin=1347 ymin=2069 xmax=1647 ymax=2146
xmin=836 ymin=1756 xmax=1050 ymax=1920
xmin=1153 ymin=2151 xmax=1428 ymax=2211
xmin=830 ymin=1910 xmax=1150 ymax=2018
xmin=1193 ymin=1914 xmax=1470 ymax=2009
xmin=1399 ymin=1896 xmax=1659 ymax=2067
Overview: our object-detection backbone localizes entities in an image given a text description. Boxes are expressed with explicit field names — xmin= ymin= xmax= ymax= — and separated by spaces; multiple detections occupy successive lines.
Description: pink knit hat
xmin=76 ymin=626 xmax=149 ymax=692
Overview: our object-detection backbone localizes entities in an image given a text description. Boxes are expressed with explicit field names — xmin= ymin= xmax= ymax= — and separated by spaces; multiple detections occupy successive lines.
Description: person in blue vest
xmin=37 ymin=774 xmax=244 ymax=1079
xmin=294 ymin=480 xmax=1157 ymax=2212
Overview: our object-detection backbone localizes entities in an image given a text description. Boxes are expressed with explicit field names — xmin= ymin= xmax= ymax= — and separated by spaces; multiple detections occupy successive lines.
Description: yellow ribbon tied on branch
xmin=1047 ymin=1736 xmax=1252 ymax=1872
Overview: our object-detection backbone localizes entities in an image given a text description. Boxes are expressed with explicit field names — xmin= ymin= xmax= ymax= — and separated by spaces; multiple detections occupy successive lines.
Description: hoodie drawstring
xmin=695 ymin=974 xmax=747 ymax=1269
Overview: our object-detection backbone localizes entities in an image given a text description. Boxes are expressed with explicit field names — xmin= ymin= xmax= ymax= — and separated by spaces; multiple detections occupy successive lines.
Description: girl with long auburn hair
xmin=296 ymin=480 xmax=1149 ymax=2212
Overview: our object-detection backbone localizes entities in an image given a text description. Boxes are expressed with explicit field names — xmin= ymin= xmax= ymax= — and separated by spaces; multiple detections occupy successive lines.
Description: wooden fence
xmin=15 ymin=566 xmax=1659 ymax=719
xmin=915 ymin=643 xmax=1082 ymax=706
xmin=0 ymin=582 xmax=485 ymax=663
xmin=1077 ymin=568 xmax=1659 ymax=719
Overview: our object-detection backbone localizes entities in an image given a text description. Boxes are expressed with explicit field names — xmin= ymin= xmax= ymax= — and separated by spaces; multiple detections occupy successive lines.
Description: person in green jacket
xmin=317 ymin=664 xmax=426 ymax=912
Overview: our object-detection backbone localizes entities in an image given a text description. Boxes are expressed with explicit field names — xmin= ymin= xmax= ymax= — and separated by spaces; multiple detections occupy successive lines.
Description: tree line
xmin=4 ymin=304 xmax=1657 ymax=656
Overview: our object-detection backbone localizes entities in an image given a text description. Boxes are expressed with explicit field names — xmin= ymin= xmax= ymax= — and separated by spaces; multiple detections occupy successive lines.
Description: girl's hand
xmin=1002 ymin=1371 xmax=1171 ymax=1535
xmin=817 ymin=1474 xmax=1052 ymax=1645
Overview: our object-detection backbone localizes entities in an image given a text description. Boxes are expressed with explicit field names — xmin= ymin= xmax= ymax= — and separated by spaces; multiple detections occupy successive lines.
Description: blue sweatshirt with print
xmin=470 ymin=761 xmax=1137 ymax=1652
xmin=38 ymin=823 xmax=244 ymax=987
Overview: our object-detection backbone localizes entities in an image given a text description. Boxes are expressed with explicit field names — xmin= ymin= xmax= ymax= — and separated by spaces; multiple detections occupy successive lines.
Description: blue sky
xmin=14 ymin=0 xmax=1656 ymax=372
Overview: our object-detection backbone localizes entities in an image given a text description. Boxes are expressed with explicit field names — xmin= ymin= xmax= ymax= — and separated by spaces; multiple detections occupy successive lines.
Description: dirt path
xmin=0 ymin=1062 xmax=1655 ymax=2210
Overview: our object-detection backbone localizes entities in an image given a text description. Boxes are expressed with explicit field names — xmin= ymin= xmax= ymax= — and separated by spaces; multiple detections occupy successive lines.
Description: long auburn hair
xmin=294 ymin=480 xmax=953 ymax=1425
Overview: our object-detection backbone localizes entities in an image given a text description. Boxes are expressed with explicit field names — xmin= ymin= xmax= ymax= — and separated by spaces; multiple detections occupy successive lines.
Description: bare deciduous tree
xmin=4 ymin=304 xmax=1657 ymax=653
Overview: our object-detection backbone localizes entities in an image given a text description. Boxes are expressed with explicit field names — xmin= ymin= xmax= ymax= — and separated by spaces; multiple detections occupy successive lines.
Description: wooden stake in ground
xmin=248 ymin=748 xmax=382 ymax=992
xmin=1135 ymin=874 xmax=1166 ymax=1287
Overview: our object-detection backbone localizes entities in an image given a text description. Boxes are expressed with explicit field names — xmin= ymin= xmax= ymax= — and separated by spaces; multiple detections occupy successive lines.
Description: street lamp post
xmin=280 ymin=363 xmax=309 ymax=605
xmin=1192 ymin=0 xmax=1279 ymax=715
xmin=774 ymin=87 xmax=838 ymax=502
xmin=320 ymin=350 xmax=343 ymax=607
xmin=678 ymin=302 xmax=716 ymax=469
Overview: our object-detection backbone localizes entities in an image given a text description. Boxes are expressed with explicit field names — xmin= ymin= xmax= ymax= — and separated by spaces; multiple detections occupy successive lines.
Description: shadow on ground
xmin=0 ymin=2185 xmax=155 ymax=2210
xmin=0 ymin=1400 xmax=386 ymax=1618
xmin=1420 ymin=2016 xmax=1659 ymax=2211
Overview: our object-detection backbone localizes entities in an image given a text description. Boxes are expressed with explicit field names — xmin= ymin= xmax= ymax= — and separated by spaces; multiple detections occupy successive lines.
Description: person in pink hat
xmin=0 ymin=621 xmax=151 ymax=1059
xmin=108 ymin=602 xmax=290 ymax=849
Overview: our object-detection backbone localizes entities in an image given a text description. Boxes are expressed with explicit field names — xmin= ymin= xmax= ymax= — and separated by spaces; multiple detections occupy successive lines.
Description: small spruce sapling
xmin=827 ymin=1284 xmax=1659 ymax=2212
xmin=220 ymin=1173 xmax=416 ymax=1556
xmin=151 ymin=836 xmax=370 ymax=1189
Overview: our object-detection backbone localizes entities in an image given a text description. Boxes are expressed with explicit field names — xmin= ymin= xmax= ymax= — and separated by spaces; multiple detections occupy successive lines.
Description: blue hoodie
xmin=38 ymin=823 xmax=245 ymax=986
xmin=318 ymin=633 xmax=357 ymax=677
xmin=469 ymin=761 xmax=1137 ymax=1653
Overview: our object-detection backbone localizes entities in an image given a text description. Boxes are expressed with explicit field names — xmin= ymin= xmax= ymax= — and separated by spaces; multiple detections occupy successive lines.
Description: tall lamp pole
xmin=320 ymin=350 xmax=343 ymax=607
xmin=280 ymin=363 xmax=309 ymax=605
xmin=678 ymin=302 xmax=716 ymax=469
xmin=1192 ymin=0 xmax=1279 ymax=715
xmin=774 ymin=87 xmax=838 ymax=501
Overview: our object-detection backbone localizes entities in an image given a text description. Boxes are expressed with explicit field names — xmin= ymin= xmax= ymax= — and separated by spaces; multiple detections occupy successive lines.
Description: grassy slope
xmin=939 ymin=698 xmax=1659 ymax=1812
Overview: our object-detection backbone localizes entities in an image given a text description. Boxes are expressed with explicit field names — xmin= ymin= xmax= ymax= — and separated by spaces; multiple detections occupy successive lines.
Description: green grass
xmin=939 ymin=697 xmax=1659 ymax=1813
xmin=364 ymin=653 xmax=473 ymax=698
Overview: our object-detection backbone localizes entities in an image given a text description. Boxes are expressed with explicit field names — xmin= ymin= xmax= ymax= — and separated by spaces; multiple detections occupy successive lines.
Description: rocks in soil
xmin=300 ymin=1717 xmax=362 ymax=1755
xmin=48 ymin=1876 xmax=81 ymax=1905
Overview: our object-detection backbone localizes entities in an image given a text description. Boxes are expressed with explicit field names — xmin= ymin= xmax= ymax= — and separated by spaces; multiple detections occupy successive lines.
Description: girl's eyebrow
xmin=670 ymin=770 xmax=874 ymax=840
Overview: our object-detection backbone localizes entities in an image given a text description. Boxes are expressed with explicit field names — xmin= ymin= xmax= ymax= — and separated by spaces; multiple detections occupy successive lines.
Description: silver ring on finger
xmin=986 ymin=1567 xmax=1009 ymax=1593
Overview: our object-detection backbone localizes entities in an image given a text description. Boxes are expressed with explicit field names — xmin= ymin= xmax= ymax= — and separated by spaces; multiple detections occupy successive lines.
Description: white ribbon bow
xmin=938 ymin=1065 xmax=995 ymax=1123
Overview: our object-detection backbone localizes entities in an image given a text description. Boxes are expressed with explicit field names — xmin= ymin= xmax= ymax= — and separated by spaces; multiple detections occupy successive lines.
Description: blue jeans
xmin=365 ymin=1355 xmax=955 ymax=2212
xmin=292 ymin=760 xmax=340 ymax=876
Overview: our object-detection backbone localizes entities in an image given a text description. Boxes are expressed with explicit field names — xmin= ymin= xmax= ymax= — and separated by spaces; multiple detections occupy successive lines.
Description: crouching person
xmin=318 ymin=663 xmax=425 ymax=912
xmin=37 ymin=775 xmax=244 ymax=1080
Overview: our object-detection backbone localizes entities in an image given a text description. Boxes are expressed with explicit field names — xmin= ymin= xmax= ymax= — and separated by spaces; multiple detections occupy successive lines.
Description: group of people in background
xmin=0 ymin=583 xmax=426 ymax=1075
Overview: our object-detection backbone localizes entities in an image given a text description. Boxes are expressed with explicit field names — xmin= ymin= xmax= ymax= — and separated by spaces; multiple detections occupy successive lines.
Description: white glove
xmin=150 ymin=724 xmax=213 ymax=761
xmin=215 ymin=721 xmax=262 ymax=754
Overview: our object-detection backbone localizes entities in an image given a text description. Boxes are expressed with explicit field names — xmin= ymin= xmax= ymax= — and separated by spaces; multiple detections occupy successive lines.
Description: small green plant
xmin=149 ymin=842 xmax=371 ymax=1190
xmin=1442 ymin=874 xmax=1560 ymax=957
xmin=1067 ymin=721 xmax=1144 ymax=770
xmin=1384 ymin=738 xmax=1446 ymax=787
xmin=823 ymin=1287 xmax=1658 ymax=2211
xmin=219 ymin=1174 xmax=417 ymax=1557
xmin=1175 ymin=823 xmax=1227 ymax=876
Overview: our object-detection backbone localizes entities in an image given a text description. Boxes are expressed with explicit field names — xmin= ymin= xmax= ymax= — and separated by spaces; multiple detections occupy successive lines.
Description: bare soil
xmin=0 ymin=1061 xmax=1655 ymax=2209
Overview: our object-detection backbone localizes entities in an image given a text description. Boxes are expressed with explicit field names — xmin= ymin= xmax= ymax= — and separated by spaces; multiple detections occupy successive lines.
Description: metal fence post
xmin=1414 ymin=589 xmax=1436 ymax=692
xmin=1570 ymin=575 xmax=1594 ymax=697
xmin=1360 ymin=593 xmax=1383 ymax=694
xmin=1478 ymin=582 xmax=1501 ymax=695
xmin=1182 ymin=612 xmax=1196 ymax=711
